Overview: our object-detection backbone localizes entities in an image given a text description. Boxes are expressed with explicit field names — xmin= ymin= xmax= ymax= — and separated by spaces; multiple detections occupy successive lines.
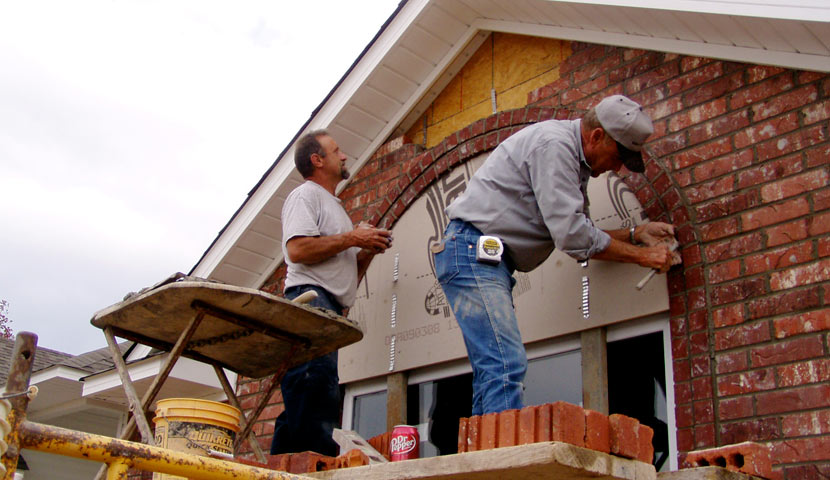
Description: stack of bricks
xmin=368 ymin=431 xmax=392 ymax=461
xmin=684 ymin=442 xmax=776 ymax=479
xmin=234 ymin=448 xmax=371 ymax=475
xmin=457 ymin=401 xmax=655 ymax=464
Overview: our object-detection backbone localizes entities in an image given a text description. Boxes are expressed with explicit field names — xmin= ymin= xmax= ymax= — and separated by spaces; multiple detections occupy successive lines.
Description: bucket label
xmin=157 ymin=421 xmax=235 ymax=454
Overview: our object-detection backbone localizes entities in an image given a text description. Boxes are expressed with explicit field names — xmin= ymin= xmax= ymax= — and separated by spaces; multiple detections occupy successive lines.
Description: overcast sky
xmin=0 ymin=0 xmax=400 ymax=355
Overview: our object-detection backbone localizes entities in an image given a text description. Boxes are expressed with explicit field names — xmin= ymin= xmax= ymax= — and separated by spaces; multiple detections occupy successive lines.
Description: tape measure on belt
xmin=476 ymin=235 xmax=504 ymax=265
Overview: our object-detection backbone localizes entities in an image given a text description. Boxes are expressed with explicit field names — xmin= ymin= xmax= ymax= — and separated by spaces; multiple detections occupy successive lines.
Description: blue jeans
xmin=270 ymin=285 xmax=342 ymax=456
xmin=434 ymin=219 xmax=527 ymax=415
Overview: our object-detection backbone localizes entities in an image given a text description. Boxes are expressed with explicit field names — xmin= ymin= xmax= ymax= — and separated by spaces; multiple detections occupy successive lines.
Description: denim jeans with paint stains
xmin=270 ymin=284 xmax=341 ymax=456
xmin=434 ymin=219 xmax=526 ymax=416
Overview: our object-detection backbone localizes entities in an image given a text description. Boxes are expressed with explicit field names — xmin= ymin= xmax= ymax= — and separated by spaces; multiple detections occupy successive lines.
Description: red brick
xmin=479 ymin=412 xmax=498 ymax=450
xmin=716 ymin=351 xmax=749 ymax=374
xmin=691 ymin=149 xmax=753 ymax=183
xmin=676 ymin=405 xmax=694 ymax=429
xmin=713 ymin=304 xmax=744 ymax=328
xmin=690 ymin=332 xmax=709 ymax=356
xmin=782 ymin=410 xmax=830 ymax=436
xmin=743 ymin=152 xmax=799 ymax=185
xmin=770 ymin=258 xmax=830 ymax=291
xmin=750 ymin=335 xmax=825 ymax=368
xmin=701 ymin=217 xmax=739 ymax=242
xmin=730 ymin=73 xmax=795 ymax=109
xmin=735 ymin=112 xmax=800 ymax=149
xmin=685 ymin=441 xmax=773 ymax=478
xmin=673 ymin=137 xmax=732 ymax=170
xmin=637 ymin=424 xmax=654 ymax=464
xmin=497 ymin=409 xmax=519 ymax=447
xmin=771 ymin=437 xmax=830 ymax=463
xmin=695 ymin=191 xmax=760 ymax=223
xmin=717 ymin=368 xmax=776 ymax=396
xmin=756 ymin=384 xmax=830 ymax=415
xmin=807 ymin=144 xmax=830 ymax=170
xmin=457 ymin=418 xmax=468 ymax=453
xmin=756 ymin=124 xmax=827 ymax=162
xmin=773 ymin=309 xmax=830 ymax=338
xmin=711 ymin=277 xmax=766 ymax=306
xmin=745 ymin=241 xmax=813 ymax=275
xmin=777 ymin=358 xmax=830 ymax=387
xmin=609 ymin=414 xmax=640 ymax=459
xmin=783 ymin=464 xmax=830 ymax=480
xmin=752 ymin=84 xmax=819 ymax=121
xmin=742 ymin=197 xmax=810 ymax=231
xmin=809 ymin=210 xmax=830 ymax=236
xmin=668 ymin=98 xmax=727 ymax=132
xmin=694 ymin=400 xmax=714 ymax=423
xmin=748 ymin=287 xmax=821 ymax=320
xmin=266 ymin=453 xmax=291 ymax=472
xmin=694 ymin=423 xmax=715 ymax=449
xmin=289 ymin=452 xmax=331 ymax=474
xmin=708 ymin=260 xmax=741 ymax=284
xmin=584 ymin=409 xmax=610 ymax=453
xmin=720 ymin=418 xmax=781 ymax=445
xmin=535 ymin=403 xmax=552 ymax=442
xmin=718 ymin=396 xmax=754 ymax=420
xmin=550 ymin=402 xmax=585 ymax=447
xmin=705 ymin=233 xmax=763 ymax=262
xmin=466 ymin=415 xmax=482 ymax=452
xmin=517 ymin=406 xmax=536 ymax=445
xmin=761 ymin=169 xmax=829 ymax=202
xmin=715 ymin=321 xmax=771 ymax=351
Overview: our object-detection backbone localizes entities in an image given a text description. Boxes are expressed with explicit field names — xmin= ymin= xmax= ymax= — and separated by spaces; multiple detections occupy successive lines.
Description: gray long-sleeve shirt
xmin=445 ymin=119 xmax=611 ymax=271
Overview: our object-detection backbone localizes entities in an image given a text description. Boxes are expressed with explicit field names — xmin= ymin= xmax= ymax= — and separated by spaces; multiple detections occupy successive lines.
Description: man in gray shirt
xmin=434 ymin=95 xmax=678 ymax=416
xmin=271 ymin=130 xmax=392 ymax=456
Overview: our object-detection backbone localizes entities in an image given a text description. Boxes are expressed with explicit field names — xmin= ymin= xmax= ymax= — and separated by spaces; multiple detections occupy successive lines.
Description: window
xmin=345 ymin=316 xmax=675 ymax=470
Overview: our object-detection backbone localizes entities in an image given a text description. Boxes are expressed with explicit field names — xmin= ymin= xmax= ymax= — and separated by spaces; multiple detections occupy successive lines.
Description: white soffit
xmin=192 ymin=0 xmax=829 ymax=288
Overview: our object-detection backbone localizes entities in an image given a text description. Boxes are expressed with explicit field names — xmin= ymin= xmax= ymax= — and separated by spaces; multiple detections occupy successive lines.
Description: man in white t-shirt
xmin=271 ymin=130 xmax=392 ymax=456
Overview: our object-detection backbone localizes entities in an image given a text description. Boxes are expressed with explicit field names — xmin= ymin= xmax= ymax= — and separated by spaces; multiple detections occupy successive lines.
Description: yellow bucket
xmin=152 ymin=398 xmax=241 ymax=480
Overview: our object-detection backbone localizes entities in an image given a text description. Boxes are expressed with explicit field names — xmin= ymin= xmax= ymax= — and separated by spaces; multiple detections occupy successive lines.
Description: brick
xmin=715 ymin=321 xmax=771 ymax=351
xmin=809 ymin=210 xmax=830 ymax=236
xmin=734 ymin=112 xmax=799 ymax=149
xmin=717 ymin=368 xmax=776 ymax=396
xmin=705 ymin=233 xmax=763 ymax=262
xmin=457 ymin=418 xmax=468 ymax=453
xmin=335 ymin=449 xmax=370 ymax=469
xmin=497 ymin=409 xmax=519 ymax=447
xmin=480 ymin=412 xmax=498 ymax=450
xmin=711 ymin=277 xmax=766 ymax=306
xmin=517 ymin=406 xmax=536 ymax=445
xmin=266 ymin=453 xmax=291 ymax=472
xmin=745 ymin=241 xmax=813 ymax=275
xmin=700 ymin=217 xmax=739 ymax=242
xmin=773 ymin=309 xmax=830 ymax=338
xmin=730 ymin=73 xmax=795 ymax=109
xmin=637 ymin=424 xmax=654 ymax=464
xmin=713 ymin=304 xmax=744 ymax=328
xmin=739 ymin=155 xmax=802 ymax=191
xmin=584 ymin=409 xmax=610 ymax=453
xmin=777 ymin=358 xmax=830 ymax=387
xmin=609 ymin=414 xmax=640 ymax=459
xmin=752 ymin=84 xmax=819 ymax=121
xmin=694 ymin=399 xmax=714 ymax=423
xmin=719 ymin=396 xmax=754 ymax=420
xmin=694 ymin=423 xmax=715 ymax=449
xmin=466 ymin=415 xmax=481 ymax=452
xmin=695 ymin=191 xmax=759 ymax=223
xmin=550 ymin=401 xmax=585 ymax=447
xmin=748 ymin=287 xmax=821 ymax=320
xmin=720 ymin=418 xmax=781 ymax=445
xmin=289 ymin=452 xmax=331 ymax=473
xmin=770 ymin=258 xmax=830 ymax=291
xmin=676 ymin=405 xmax=694 ymax=428
xmin=691 ymin=149 xmax=753 ymax=183
xmin=771 ymin=437 xmax=830 ymax=463
xmin=684 ymin=441 xmax=773 ymax=478
xmin=783 ymin=464 xmax=830 ymax=480
xmin=756 ymin=124 xmax=827 ymax=162
xmin=708 ymin=260 xmax=741 ymax=284
xmin=761 ymin=169 xmax=829 ymax=202
xmin=673 ymin=137 xmax=733 ymax=170
xmin=668 ymin=98 xmax=727 ymax=132
xmin=782 ymin=410 xmax=830 ymax=436
xmin=742 ymin=197 xmax=810 ymax=231
xmin=756 ymin=384 xmax=830 ymax=415
xmin=750 ymin=335 xmax=825 ymax=368
xmin=716 ymin=351 xmax=749 ymax=374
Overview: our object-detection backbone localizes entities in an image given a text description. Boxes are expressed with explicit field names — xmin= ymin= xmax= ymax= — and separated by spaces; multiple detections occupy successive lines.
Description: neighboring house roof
xmin=0 ymin=337 xmax=132 ymax=386
xmin=191 ymin=0 xmax=830 ymax=286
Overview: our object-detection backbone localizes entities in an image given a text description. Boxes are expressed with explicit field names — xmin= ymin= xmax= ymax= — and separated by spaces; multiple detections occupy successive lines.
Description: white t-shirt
xmin=282 ymin=181 xmax=361 ymax=307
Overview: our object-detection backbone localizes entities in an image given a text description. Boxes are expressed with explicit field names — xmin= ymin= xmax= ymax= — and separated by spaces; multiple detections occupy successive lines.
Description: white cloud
xmin=0 ymin=0 xmax=399 ymax=354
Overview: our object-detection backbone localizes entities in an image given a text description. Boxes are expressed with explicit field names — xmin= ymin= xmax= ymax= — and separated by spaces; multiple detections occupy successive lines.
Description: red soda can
xmin=390 ymin=424 xmax=419 ymax=461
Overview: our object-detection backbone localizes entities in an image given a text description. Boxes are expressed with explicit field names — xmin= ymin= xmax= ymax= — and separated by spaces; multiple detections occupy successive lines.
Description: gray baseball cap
xmin=595 ymin=95 xmax=653 ymax=173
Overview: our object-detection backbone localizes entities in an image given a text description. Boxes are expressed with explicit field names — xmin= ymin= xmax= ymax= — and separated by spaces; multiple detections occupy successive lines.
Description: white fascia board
xmin=125 ymin=344 xmax=153 ymax=363
xmin=192 ymin=0 xmax=432 ymax=283
xmin=30 ymin=365 xmax=87 ymax=385
xmin=552 ymin=0 xmax=830 ymax=22
xmin=477 ymin=18 xmax=830 ymax=72
xmin=82 ymin=354 xmax=232 ymax=396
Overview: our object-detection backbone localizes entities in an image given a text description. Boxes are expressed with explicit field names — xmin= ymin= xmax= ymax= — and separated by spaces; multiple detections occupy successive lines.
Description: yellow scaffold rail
xmin=18 ymin=420 xmax=312 ymax=480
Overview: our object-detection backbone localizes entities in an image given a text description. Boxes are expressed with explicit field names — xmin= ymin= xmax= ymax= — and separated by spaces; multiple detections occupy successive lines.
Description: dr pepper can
xmin=390 ymin=425 xmax=419 ymax=461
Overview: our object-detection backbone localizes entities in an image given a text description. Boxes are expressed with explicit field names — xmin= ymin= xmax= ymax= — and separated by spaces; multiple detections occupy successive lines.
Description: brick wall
xmin=247 ymin=41 xmax=830 ymax=479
